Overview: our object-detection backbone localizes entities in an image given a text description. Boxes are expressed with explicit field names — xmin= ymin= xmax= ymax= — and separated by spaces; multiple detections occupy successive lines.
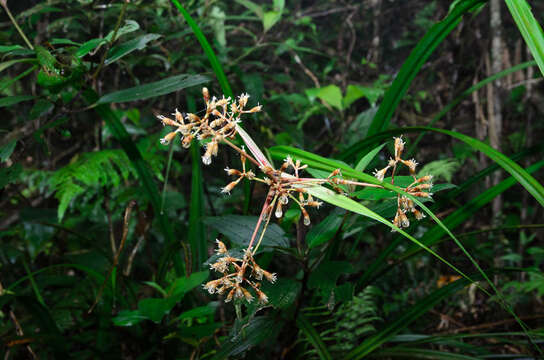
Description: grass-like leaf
xmin=506 ymin=0 xmax=544 ymax=77
xmin=366 ymin=0 xmax=486 ymax=138
xmin=169 ymin=0 xmax=233 ymax=98
xmin=339 ymin=127 xmax=544 ymax=208
xmin=297 ymin=313 xmax=333 ymax=360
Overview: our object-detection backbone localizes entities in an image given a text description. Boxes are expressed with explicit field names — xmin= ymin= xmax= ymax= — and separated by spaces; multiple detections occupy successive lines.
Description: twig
xmin=1 ymin=0 xmax=34 ymax=50
xmin=91 ymin=0 xmax=129 ymax=80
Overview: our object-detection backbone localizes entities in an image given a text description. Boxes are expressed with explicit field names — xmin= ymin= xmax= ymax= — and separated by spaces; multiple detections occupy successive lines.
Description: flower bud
xmin=157 ymin=115 xmax=179 ymax=127
xmin=275 ymin=202 xmax=283 ymax=218
xmin=202 ymin=87 xmax=210 ymax=103
xmin=248 ymin=105 xmax=262 ymax=113
xmin=160 ymin=131 xmax=177 ymax=145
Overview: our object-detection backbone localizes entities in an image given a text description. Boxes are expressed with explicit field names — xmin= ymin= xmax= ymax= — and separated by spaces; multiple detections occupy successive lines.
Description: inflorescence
xmin=158 ymin=88 xmax=433 ymax=304
xmin=203 ymin=240 xmax=276 ymax=304
xmin=372 ymin=136 xmax=433 ymax=230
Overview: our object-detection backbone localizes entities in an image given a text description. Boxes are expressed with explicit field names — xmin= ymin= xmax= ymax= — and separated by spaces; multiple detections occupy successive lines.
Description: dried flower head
xmin=374 ymin=137 xmax=434 ymax=231
xmin=203 ymin=241 xmax=276 ymax=304
xmin=158 ymin=88 xmax=262 ymax=165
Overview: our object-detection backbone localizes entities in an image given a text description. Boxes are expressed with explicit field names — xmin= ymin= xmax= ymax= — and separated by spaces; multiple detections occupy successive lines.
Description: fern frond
xmin=50 ymin=150 xmax=138 ymax=220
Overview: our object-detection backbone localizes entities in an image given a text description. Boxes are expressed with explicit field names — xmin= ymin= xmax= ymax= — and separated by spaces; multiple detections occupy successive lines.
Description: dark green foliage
xmin=2 ymin=0 xmax=544 ymax=359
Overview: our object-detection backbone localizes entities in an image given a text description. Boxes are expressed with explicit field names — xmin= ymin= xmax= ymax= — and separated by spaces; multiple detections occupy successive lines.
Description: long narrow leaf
xmin=506 ymin=0 xmax=544 ymax=77
xmin=297 ymin=313 xmax=333 ymax=360
xmin=339 ymin=127 xmax=544 ymax=208
xmin=406 ymin=60 xmax=537 ymax=156
xmin=169 ymin=0 xmax=233 ymax=98
xmin=366 ymin=0 xmax=486 ymax=138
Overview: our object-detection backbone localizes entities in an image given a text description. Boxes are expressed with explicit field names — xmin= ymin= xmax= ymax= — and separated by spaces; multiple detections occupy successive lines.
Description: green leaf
xmin=262 ymin=278 xmax=300 ymax=309
xmin=167 ymin=271 xmax=209 ymax=299
xmin=505 ymin=0 xmax=544 ymax=78
xmin=112 ymin=310 xmax=147 ymax=327
xmin=0 ymin=140 xmax=17 ymax=162
xmin=85 ymin=90 xmax=184 ymax=279
xmin=0 ymin=95 xmax=35 ymax=108
xmin=308 ymin=260 xmax=354 ymax=291
xmin=355 ymin=143 xmax=386 ymax=172
xmin=366 ymin=0 xmax=486 ymax=138
xmin=0 ymin=45 xmax=26 ymax=53
xmin=344 ymin=84 xmax=384 ymax=108
xmin=235 ymin=0 xmax=264 ymax=19
xmin=0 ymin=58 xmax=36 ymax=73
xmin=104 ymin=33 xmax=162 ymax=65
xmin=105 ymin=19 xmax=140 ymax=42
xmin=203 ymin=215 xmax=289 ymax=249
xmin=0 ymin=163 xmax=22 ymax=189
xmin=307 ymin=211 xmax=344 ymax=248
xmin=297 ymin=313 xmax=333 ymax=360
xmin=175 ymin=303 xmax=218 ymax=321
xmin=137 ymin=298 xmax=172 ymax=323
xmin=306 ymin=85 xmax=343 ymax=110
xmin=212 ymin=316 xmax=282 ymax=359
xmin=263 ymin=11 xmax=282 ymax=32
xmin=35 ymin=45 xmax=57 ymax=70
xmin=97 ymin=74 xmax=209 ymax=104
xmin=76 ymin=38 xmax=106 ymax=58
xmin=169 ymin=0 xmax=233 ymax=98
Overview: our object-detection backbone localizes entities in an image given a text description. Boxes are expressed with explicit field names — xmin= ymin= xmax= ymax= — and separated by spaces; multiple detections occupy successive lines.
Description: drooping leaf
xmin=0 ymin=95 xmax=35 ymax=108
xmin=203 ymin=215 xmax=289 ymax=249
xmin=366 ymin=0 xmax=486 ymax=138
xmin=307 ymin=210 xmax=345 ymax=248
xmin=97 ymin=74 xmax=209 ymax=104
xmin=506 ymin=0 xmax=544 ymax=77
xmin=104 ymin=33 xmax=162 ymax=65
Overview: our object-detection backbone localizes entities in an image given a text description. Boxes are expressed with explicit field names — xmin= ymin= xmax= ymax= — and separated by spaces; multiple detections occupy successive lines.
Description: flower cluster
xmin=203 ymin=240 xmax=276 ymax=304
xmin=372 ymin=136 xmax=433 ymax=229
xmin=223 ymin=153 xmax=325 ymax=226
xmin=157 ymin=87 xmax=262 ymax=165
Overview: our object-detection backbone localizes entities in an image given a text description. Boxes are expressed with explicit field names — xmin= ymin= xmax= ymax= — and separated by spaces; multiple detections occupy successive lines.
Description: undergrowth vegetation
xmin=1 ymin=0 xmax=544 ymax=359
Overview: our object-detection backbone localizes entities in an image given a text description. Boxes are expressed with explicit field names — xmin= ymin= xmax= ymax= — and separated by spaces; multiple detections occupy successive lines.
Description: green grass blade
xmin=272 ymin=144 xmax=538 ymax=350
xmin=366 ymin=0 xmax=486 ymax=138
xmin=406 ymin=60 xmax=537 ymax=156
xmin=506 ymin=0 xmax=544 ymax=77
xmin=397 ymin=160 xmax=544 ymax=262
xmin=169 ymin=0 xmax=233 ymax=97
xmin=359 ymin=159 xmax=544 ymax=287
xmin=85 ymin=91 xmax=184 ymax=279
xmin=297 ymin=313 xmax=333 ymax=360
xmin=306 ymin=185 xmax=476 ymax=286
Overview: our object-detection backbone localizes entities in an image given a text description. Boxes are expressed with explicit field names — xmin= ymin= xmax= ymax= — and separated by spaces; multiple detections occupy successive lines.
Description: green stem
xmin=1 ymin=2 xmax=34 ymax=50
xmin=92 ymin=0 xmax=129 ymax=80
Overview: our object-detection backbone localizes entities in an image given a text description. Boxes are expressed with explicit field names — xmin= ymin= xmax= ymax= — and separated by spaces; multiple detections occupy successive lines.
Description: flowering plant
xmin=158 ymin=88 xmax=433 ymax=305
